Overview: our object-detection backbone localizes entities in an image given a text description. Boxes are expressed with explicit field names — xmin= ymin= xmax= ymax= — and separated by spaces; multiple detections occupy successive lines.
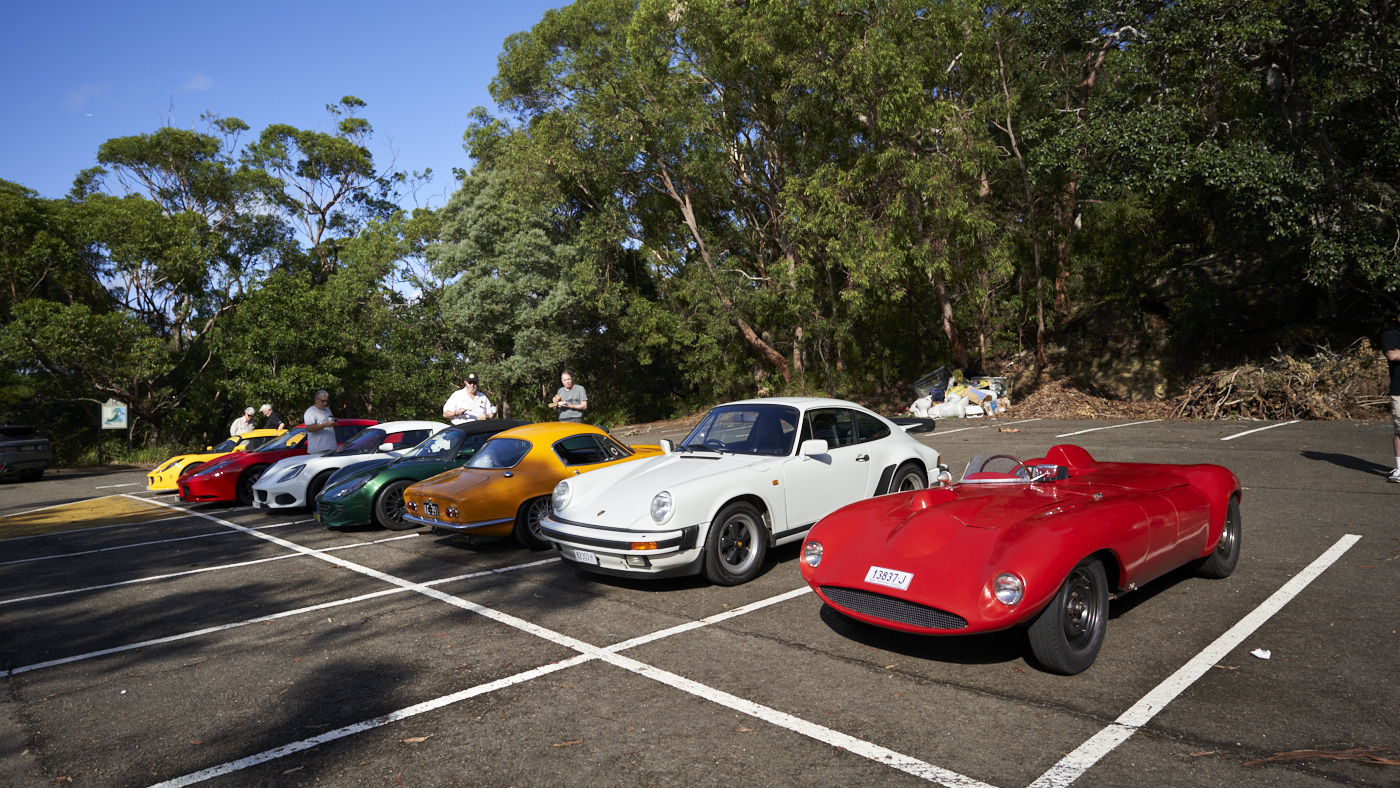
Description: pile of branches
xmin=1172 ymin=340 xmax=1389 ymax=421
xmin=1012 ymin=378 xmax=1175 ymax=420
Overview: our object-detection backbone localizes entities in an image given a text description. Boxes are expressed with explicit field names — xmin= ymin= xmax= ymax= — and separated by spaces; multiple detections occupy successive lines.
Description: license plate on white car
xmin=572 ymin=548 xmax=599 ymax=565
xmin=864 ymin=565 xmax=913 ymax=591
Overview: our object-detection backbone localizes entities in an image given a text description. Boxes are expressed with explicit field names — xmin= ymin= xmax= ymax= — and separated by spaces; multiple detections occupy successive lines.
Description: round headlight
xmin=802 ymin=541 xmax=823 ymax=568
xmin=277 ymin=464 xmax=306 ymax=483
xmin=552 ymin=480 xmax=572 ymax=512
xmin=992 ymin=573 xmax=1024 ymax=606
xmin=650 ymin=491 xmax=674 ymax=524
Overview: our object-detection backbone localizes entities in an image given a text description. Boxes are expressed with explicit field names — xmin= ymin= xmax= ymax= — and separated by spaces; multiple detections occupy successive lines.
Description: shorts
xmin=1392 ymin=395 xmax=1400 ymax=432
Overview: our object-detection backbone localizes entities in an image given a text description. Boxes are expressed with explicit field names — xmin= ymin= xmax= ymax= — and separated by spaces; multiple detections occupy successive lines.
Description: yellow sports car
xmin=146 ymin=429 xmax=286 ymax=492
xmin=401 ymin=423 xmax=663 ymax=549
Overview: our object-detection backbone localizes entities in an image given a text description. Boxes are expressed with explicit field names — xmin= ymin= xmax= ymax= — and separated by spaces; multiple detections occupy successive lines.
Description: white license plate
xmin=572 ymin=548 xmax=599 ymax=565
xmin=864 ymin=565 xmax=913 ymax=591
xmin=425 ymin=502 xmax=439 ymax=517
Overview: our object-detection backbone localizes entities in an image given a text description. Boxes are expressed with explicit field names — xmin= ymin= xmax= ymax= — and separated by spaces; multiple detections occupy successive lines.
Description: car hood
xmin=558 ymin=452 xmax=775 ymax=526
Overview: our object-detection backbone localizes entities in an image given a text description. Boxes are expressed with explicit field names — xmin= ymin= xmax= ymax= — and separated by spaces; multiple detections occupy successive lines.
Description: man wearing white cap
xmin=443 ymin=373 xmax=496 ymax=425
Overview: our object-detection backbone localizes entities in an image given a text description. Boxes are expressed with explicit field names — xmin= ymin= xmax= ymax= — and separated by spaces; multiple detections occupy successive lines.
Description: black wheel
xmin=703 ymin=502 xmax=768 ymax=585
xmin=513 ymin=496 xmax=552 ymax=550
xmin=1028 ymin=557 xmax=1109 ymax=675
xmin=1195 ymin=497 xmax=1241 ymax=579
xmin=236 ymin=465 xmax=267 ymax=506
xmin=376 ymin=480 xmax=417 ymax=530
xmin=890 ymin=462 xmax=926 ymax=493
xmin=305 ymin=471 xmax=334 ymax=509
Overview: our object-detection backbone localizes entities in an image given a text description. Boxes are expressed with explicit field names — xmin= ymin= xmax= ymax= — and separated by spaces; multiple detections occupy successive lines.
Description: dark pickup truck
xmin=0 ymin=424 xmax=52 ymax=482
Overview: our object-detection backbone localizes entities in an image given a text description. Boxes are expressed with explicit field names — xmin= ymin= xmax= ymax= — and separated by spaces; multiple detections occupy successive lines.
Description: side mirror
xmin=660 ymin=439 xmax=674 ymax=455
xmin=233 ymin=445 xmax=247 ymax=452
xmin=800 ymin=439 xmax=829 ymax=459
xmin=378 ymin=442 xmax=394 ymax=452
xmin=206 ymin=446 xmax=213 ymax=451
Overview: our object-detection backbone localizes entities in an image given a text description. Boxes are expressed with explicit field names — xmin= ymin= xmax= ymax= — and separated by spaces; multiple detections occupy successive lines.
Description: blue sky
xmin=1 ymin=0 xmax=565 ymax=208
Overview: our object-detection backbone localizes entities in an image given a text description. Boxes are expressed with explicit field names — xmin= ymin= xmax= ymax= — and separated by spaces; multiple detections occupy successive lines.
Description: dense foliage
xmin=3 ymin=1 xmax=1396 ymax=462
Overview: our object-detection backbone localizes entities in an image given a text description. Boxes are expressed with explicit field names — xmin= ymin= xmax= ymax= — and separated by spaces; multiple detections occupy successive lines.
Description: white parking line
xmin=94 ymin=482 xmax=144 ymax=489
xmin=0 ymin=533 xmax=420 ymax=607
xmin=2 ymin=558 xmax=561 ymax=677
xmin=1220 ymin=420 xmax=1299 ymax=441
xmin=140 ymin=498 xmax=994 ymax=788
xmin=0 ymin=522 xmax=301 ymax=567
xmin=934 ymin=418 xmax=1042 ymax=436
xmin=1055 ymin=419 xmax=1163 ymax=438
xmin=1028 ymin=533 xmax=1361 ymax=788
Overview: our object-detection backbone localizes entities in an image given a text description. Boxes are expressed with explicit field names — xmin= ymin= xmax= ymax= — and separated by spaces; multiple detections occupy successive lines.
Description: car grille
xmin=820 ymin=586 xmax=968 ymax=630
xmin=317 ymin=502 xmax=332 ymax=517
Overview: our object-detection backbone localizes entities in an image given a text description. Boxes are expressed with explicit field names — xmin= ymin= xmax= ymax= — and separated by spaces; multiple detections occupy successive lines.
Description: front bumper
xmin=401 ymin=512 xmax=514 ymax=534
xmin=315 ymin=494 xmax=372 ymax=527
xmin=541 ymin=515 xmax=702 ymax=577
xmin=178 ymin=475 xmax=236 ymax=503
xmin=251 ymin=476 xmax=308 ymax=510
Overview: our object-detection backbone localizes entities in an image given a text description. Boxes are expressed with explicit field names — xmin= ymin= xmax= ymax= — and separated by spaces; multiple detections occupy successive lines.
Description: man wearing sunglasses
xmin=443 ymin=373 xmax=497 ymax=424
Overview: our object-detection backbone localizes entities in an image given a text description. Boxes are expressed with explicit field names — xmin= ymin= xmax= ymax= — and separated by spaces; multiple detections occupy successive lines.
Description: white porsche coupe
xmin=542 ymin=398 xmax=945 ymax=585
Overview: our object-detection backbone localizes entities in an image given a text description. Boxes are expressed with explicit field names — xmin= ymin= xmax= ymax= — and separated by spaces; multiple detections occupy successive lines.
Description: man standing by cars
xmin=550 ymin=370 xmax=587 ymax=422
xmin=442 ymin=373 xmax=497 ymax=424
xmin=261 ymin=404 xmax=286 ymax=431
xmin=1384 ymin=311 xmax=1400 ymax=483
xmin=304 ymin=390 xmax=338 ymax=455
xmin=230 ymin=407 xmax=256 ymax=436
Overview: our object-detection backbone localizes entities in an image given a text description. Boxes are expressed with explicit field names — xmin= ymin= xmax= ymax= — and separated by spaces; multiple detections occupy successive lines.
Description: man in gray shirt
xmin=551 ymin=371 xmax=587 ymax=422
xmin=304 ymin=390 xmax=338 ymax=454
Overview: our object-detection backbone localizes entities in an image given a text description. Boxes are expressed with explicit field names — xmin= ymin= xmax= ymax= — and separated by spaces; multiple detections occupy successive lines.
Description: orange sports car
xmin=401 ymin=423 xmax=663 ymax=550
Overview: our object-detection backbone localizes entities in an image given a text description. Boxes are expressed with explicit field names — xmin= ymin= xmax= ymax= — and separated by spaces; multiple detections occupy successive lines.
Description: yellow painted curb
xmin=0 ymin=495 xmax=178 ymax=540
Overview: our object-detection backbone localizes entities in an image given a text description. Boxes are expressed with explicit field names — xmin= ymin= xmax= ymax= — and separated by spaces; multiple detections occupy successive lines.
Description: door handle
xmin=856 ymin=454 xmax=870 ymax=462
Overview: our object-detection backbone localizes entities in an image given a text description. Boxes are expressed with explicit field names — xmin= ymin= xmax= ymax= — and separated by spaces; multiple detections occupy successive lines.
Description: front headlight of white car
xmin=649 ymin=491 xmax=674 ymax=524
xmin=552 ymin=479 xmax=572 ymax=512
xmin=277 ymin=464 xmax=306 ymax=483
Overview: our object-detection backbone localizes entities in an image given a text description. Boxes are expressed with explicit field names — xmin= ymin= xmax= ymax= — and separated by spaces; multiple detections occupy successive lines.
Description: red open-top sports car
xmin=799 ymin=444 xmax=1241 ymax=674
xmin=178 ymin=420 xmax=376 ymax=506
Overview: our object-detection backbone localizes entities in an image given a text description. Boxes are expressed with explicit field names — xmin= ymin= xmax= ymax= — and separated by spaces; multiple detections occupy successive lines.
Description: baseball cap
xmin=465 ymin=373 xmax=479 ymax=383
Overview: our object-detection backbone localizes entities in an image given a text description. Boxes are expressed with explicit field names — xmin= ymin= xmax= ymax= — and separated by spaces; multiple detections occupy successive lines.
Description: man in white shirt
xmin=229 ymin=407 xmax=256 ymax=436
xmin=443 ymin=374 xmax=497 ymax=425
xmin=304 ymin=390 xmax=338 ymax=454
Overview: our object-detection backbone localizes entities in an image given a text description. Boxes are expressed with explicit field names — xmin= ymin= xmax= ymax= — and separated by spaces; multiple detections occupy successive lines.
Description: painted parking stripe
xmin=139 ymin=497 xmax=994 ymax=788
xmin=1028 ymin=533 xmax=1361 ymax=788
xmin=1220 ymin=420 xmax=1299 ymax=441
xmin=2 ymin=558 xmax=561 ymax=677
xmin=0 ymin=533 xmax=420 ymax=607
xmin=94 ymin=482 xmax=144 ymax=489
xmin=1055 ymin=419 xmax=1163 ymax=438
xmin=933 ymin=418 xmax=1042 ymax=436
xmin=0 ymin=521 xmax=303 ymax=567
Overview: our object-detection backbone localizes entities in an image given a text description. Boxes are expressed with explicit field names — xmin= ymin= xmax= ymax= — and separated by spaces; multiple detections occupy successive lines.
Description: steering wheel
xmin=979 ymin=454 xmax=1032 ymax=480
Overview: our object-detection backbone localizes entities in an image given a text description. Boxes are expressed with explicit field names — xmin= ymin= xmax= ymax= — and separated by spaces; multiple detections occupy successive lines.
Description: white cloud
xmin=64 ymin=83 xmax=109 ymax=110
xmin=179 ymin=73 xmax=213 ymax=92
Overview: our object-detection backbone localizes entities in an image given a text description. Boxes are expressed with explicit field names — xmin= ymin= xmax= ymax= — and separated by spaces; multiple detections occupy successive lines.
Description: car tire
xmin=305 ymin=471 xmax=334 ymax=510
xmin=236 ymin=465 xmax=267 ymax=506
xmin=376 ymin=480 xmax=417 ymax=530
xmin=891 ymin=462 xmax=926 ymax=493
xmin=1195 ymin=497 xmax=1241 ymax=579
xmin=702 ymin=501 xmax=768 ymax=586
xmin=513 ymin=496 xmax=552 ymax=551
xmin=1028 ymin=557 xmax=1109 ymax=675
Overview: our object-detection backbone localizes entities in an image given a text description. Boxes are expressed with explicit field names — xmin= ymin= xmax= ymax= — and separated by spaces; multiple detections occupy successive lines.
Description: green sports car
xmin=315 ymin=419 xmax=526 ymax=530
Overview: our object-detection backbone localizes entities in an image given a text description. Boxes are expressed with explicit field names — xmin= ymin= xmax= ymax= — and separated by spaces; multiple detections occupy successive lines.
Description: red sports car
xmin=178 ymin=420 xmax=376 ymax=506
xmin=799 ymin=444 xmax=1241 ymax=674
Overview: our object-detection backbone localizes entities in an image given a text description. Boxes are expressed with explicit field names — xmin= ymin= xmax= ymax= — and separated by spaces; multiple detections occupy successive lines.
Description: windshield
xmin=467 ymin=437 xmax=532 ymax=469
xmin=257 ymin=428 xmax=308 ymax=452
xmin=680 ymin=404 xmax=799 ymax=456
xmin=330 ymin=428 xmax=387 ymax=456
xmin=397 ymin=428 xmax=490 ymax=462
xmin=961 ymin=454 xmax=1067 ymax=484
xmin=210 ymin=438 xmax=239 ymax=452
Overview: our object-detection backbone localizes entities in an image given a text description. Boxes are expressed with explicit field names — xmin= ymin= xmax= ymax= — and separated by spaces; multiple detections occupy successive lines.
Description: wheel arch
xmin=709 ymin=493 xmax=775 ymax=545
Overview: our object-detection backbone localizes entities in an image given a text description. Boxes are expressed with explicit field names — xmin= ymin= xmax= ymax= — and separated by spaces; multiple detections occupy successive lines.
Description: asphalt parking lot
xmin=2 ymin=417 xmax=1397 ymax=788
